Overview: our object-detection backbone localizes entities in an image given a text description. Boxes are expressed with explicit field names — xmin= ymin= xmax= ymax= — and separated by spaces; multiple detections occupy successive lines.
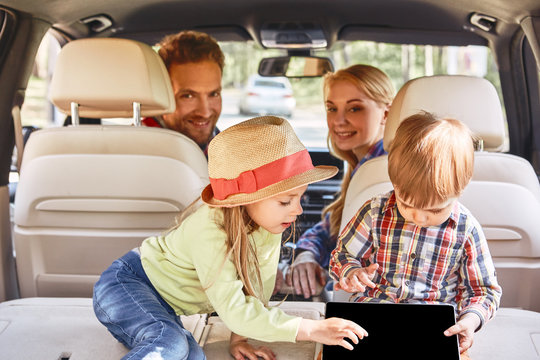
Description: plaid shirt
xmin=330 ymin=190 xmax=501 ymax=326
xmin=294 ymin=139 xmax=387 ymax=267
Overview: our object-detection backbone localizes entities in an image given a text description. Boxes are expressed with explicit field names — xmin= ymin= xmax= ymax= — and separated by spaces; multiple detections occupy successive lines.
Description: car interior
xmin=0 ymin=0 xmax=539 ymax=359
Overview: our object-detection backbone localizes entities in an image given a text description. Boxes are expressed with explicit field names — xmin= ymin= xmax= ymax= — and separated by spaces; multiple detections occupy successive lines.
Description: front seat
xmin=13 ymin=38 xmax=209 ymax=298
xmin=337 ymin=75 xmax=540 ymax=311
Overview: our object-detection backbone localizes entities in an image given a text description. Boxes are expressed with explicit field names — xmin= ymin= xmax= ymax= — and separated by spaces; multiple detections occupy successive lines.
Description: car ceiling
xmin=1 ymin=0 xmax=540 ymax=48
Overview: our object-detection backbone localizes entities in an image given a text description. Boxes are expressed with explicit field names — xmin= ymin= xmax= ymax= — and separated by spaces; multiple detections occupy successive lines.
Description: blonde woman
xmin=93 ymin=116 xmax=367 ymax=360
xmin=284 ymin=64 xmax=395 ymax=299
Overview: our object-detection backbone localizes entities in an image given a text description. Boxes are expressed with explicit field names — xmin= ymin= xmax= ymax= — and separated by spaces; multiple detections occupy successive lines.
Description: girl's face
xmin=394 ymin=189 xmax=456 ymax=228
xmin=245 ymin=185 xmax=307 ymax=234
xmin=325 ymin=79 xmax=389 ymax=159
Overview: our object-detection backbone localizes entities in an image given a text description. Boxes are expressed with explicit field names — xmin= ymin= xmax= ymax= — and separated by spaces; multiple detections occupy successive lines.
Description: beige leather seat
xmin=0 ymin=297 xmax=207 ymax=359
xmin=0 ymin=298 xmax=323 ymax=360
xmin=13 ymin=38 xmax=209 ymax=298
xmin=337 ymin=75 xmax=540 ymax=311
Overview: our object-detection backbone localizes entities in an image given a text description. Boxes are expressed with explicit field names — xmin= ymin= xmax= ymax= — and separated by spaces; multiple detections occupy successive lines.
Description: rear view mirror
xmin=258 ymin=56 xmax=334 ymax=78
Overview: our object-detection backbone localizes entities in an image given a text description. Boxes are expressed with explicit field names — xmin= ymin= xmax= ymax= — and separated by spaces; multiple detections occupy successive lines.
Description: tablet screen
xmin=323 ymin=302 xmax=460 ymax=360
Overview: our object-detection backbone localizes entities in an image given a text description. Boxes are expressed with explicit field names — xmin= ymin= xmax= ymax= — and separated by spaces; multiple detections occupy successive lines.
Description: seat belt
xmin=11 ymin=90 xmax=25 ymax=173
xmin=12 ymin=105 xmax=23 ymax=172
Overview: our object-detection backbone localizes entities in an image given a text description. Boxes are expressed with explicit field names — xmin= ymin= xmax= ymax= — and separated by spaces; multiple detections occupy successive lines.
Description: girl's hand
xmin=297 ymin=318 xmax=368 ymax=350
xmin=230 ymin=333 xmax=276 ymax=360
xmin=335 ymin=263 xmax=379 ymax=293
xmin=444 ymin=313 xmax=481 ymax=353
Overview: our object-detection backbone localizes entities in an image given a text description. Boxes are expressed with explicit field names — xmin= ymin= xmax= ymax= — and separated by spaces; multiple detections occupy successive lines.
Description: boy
xmin=329 ymin=112 xmax=502 ymax=357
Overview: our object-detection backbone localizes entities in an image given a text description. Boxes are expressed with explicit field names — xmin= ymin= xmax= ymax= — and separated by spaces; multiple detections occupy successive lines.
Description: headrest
xmin=50 ymin=38 xmax=175 ymax=118
xmin=384 ymin=75 xmax=506 ymax=152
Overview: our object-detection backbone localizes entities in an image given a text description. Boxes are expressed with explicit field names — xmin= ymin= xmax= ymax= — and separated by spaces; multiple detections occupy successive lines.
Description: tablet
xmin=323 ymin=302 xmax=460 ymax=360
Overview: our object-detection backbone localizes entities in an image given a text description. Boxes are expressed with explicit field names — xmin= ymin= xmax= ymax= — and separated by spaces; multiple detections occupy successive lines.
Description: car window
xmin=254 ymin=80 xmax=286 ymax=88
xmin=219 ymin=40 xmax=505 ymax=150
xmin=20 ymin=33 xmax=61 ymax=128
xmin=19 ymin=34 xmax=505 ymax=152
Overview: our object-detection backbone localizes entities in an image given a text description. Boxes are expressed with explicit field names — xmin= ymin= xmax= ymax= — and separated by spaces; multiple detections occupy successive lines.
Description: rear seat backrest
xmin=337 ymin=75 xmax=540 ymax=311
xmin=13 ymin=38 xmax=209 ymax=298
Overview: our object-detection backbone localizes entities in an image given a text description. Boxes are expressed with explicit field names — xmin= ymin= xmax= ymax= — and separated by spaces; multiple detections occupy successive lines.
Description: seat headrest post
xmin=133 ymin=102 xmax=141 ymax=126
xmin=70 ymin=102 xmax=80 ymax=126
xmin=475 ymin=138 xmax=484 ymax=151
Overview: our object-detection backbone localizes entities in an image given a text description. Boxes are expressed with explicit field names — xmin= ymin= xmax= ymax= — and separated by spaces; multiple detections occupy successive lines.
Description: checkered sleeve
xmin=456 ymin=223 xmax=502 ymax=328
xmin=329 ymin=200 xmax=374 ymax=281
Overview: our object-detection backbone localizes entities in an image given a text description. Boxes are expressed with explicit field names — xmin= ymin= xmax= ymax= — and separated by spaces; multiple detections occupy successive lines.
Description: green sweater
xmin=140 ymin=204 xmax=302 ymax=342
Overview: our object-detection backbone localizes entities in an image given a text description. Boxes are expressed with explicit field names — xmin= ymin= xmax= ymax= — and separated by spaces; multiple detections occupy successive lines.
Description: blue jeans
xmin=93 ymin=250 xmax=206 ymax=360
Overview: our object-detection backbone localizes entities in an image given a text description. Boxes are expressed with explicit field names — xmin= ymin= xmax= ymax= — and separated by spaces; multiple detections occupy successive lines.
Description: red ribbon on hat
xmin=210 ymin=149 xmax=314 ymax=200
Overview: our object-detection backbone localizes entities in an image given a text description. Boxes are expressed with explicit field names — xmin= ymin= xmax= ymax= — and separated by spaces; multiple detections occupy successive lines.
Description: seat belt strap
xmin=12 ymin=105 xmax=23 ymax=172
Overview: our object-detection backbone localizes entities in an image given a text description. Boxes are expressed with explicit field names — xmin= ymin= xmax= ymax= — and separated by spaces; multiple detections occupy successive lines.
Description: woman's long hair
xmin=322 ymin=64 xmax=395 ymax=238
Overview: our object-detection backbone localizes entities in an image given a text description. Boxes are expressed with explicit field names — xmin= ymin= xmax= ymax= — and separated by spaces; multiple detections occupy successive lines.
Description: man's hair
xmin=322 ymin=64 xmax=395 ymax=237
xmin=157 ymin=30 xmax=225 ymax=72
xmin=388 ymin=111 xmax=475 ymax=208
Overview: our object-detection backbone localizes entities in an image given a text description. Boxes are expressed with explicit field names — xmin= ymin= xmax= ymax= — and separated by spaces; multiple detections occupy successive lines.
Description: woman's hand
xmin=229 ymin=333 xmax=276 ymax=360
xmin=286 ymin=261 xmax=326 ymax=298
xmin=296 ymin=318 xmax=368 ymax=350
xmin=272 ymin=268 xmax=284 ymax=295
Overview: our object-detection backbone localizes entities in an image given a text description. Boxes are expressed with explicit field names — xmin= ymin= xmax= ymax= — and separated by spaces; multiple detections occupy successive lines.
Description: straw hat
xmin=201 ymin=116 xmax=338 ymax=207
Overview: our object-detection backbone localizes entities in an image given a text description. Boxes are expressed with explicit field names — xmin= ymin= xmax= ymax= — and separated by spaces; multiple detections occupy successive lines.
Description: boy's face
xmin=245 ymin=185 xmax=307 ymax=234
xmin=394 ymin=189 xmax=456 ymax=227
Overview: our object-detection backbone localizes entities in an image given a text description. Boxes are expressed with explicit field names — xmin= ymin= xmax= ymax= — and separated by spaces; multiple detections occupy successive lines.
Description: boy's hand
xmin=444 ymin=313 xmax=481 ymax=353
xmin=335 ymin=263 xmax=379 ymax=293
xmin=230 ymin=333 xmax=276 ymax=360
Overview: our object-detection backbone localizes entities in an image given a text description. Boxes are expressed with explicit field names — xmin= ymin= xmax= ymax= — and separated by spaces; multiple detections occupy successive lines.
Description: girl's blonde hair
xmin=220 ymin=206 xmax=264 ymax=300
xmin=388 ymin=112 xmax=475 ymax=208
xmin=173 ymin=198 xmax=265 ymax=301
xmin=322 ymin=64 xmax=395 ymax=237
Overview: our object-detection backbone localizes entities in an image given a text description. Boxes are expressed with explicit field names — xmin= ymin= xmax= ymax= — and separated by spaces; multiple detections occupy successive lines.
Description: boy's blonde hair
xmin=322 ymin=64 xmax=395 ymax=237
xmin=388 ymin=112 xmax=475 ymax=208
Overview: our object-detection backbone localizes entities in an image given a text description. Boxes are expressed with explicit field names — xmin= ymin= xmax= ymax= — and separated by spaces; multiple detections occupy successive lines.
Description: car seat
xmin=335 ymin=75 xmax=540 ymax=311
xmin=13 ymin=38 xmax=209 ymax=298
xmin=0 ymin=298 xmax=324 ymax=360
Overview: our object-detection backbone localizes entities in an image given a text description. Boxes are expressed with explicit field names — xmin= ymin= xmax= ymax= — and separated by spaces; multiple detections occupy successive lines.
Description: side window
xmin=20 ymin=32 xmax=61 ymax=128
xmin=10 ymin=32 xmax=60 ymax=199
xmin=523 ymin=37 xmax=540 ymax=175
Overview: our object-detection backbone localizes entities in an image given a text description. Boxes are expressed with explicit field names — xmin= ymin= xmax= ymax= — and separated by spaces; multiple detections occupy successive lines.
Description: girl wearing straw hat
xmin=93 ymin=116 xmax=367 ymax=360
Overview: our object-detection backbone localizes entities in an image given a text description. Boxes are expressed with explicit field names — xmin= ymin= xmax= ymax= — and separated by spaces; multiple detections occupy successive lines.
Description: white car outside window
xmin=238 ymin=75 xmax=296 ymax=117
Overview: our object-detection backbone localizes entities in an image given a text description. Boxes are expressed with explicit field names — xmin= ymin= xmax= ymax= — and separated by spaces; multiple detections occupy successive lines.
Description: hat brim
xmin=201 ymin=165 xmax=338 ymax=207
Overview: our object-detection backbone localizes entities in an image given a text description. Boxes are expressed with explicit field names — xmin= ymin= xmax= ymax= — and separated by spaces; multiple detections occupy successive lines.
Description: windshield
xmin=20 ymin=35 xmax=505 ymax=151
xmin=218 ymin=40 xmax=504 ymax=149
